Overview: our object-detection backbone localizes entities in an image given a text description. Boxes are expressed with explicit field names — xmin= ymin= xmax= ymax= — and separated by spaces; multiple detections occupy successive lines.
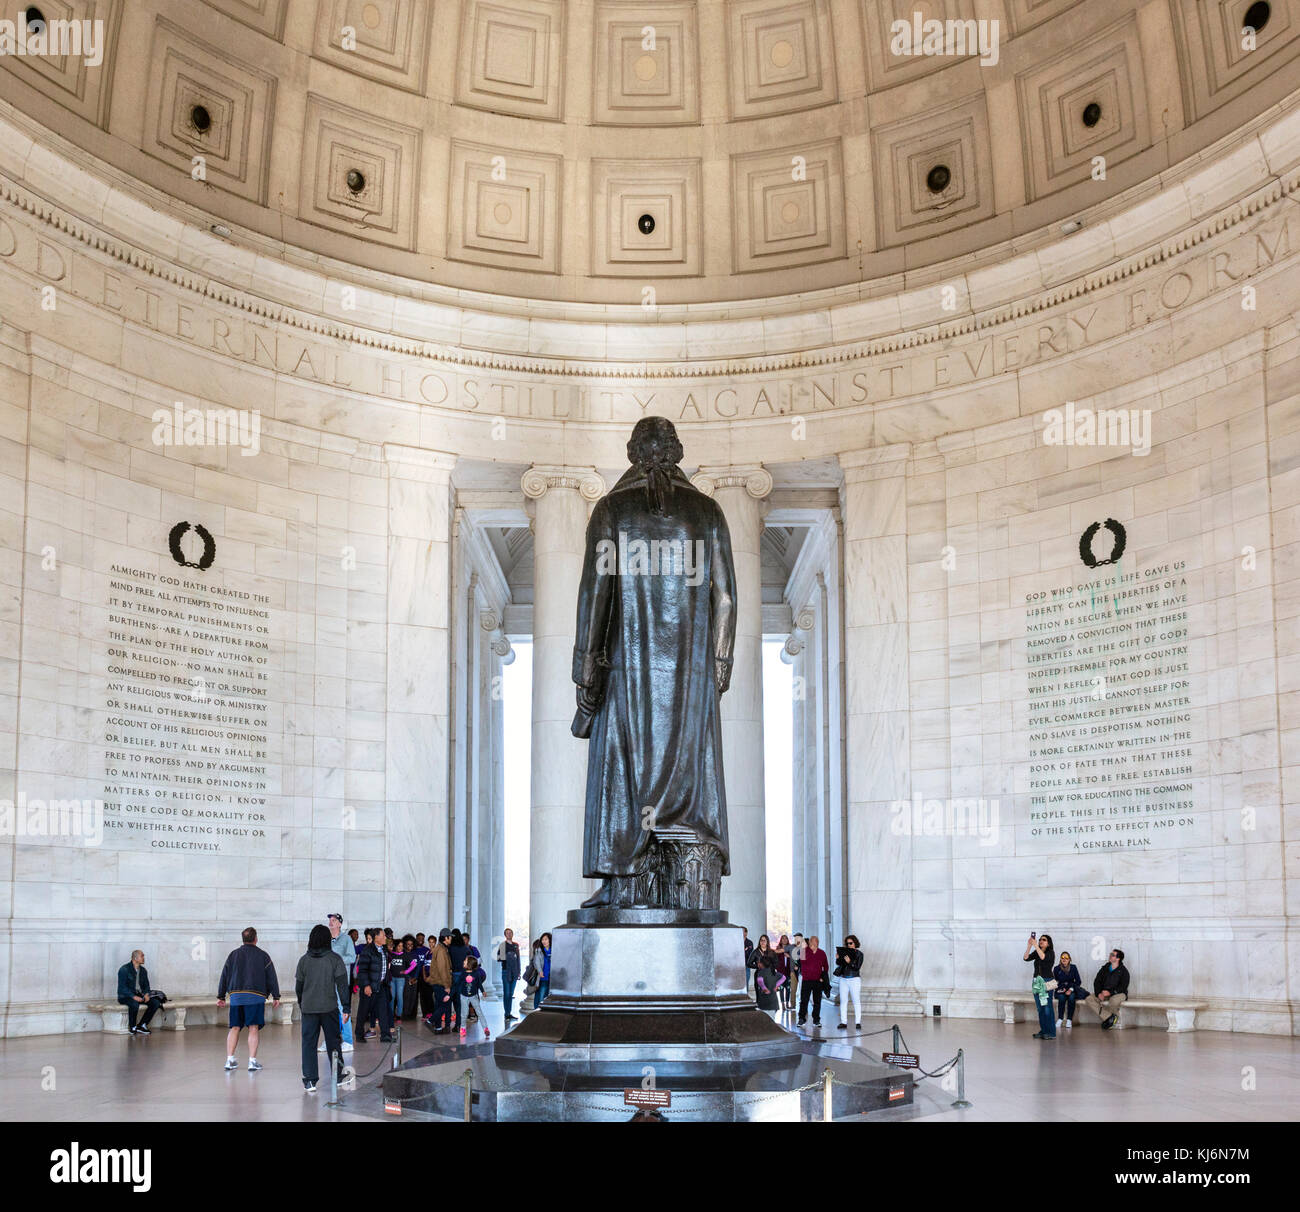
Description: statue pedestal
xmin=380 ymin=907 xmax=916 ymax=1120
xmin=494 ymin=908 xmax=793 ymax=1064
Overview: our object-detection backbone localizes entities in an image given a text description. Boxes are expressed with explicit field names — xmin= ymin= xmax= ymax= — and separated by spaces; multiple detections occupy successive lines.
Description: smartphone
xmin=1030 ymin=932 xmax=1037 ymax=939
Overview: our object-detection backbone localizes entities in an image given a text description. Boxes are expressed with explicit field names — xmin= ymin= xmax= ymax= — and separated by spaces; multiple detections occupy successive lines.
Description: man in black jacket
xmin=216 ymin=926 xmax=281 ymax=1071
xmin=1080 ymin=948 xmax=1130 ymax=1029
xmin=356 ymin=927 xmax=394 ymax=1043
xmin=116 ymin=950 xmax=163 ymax=1035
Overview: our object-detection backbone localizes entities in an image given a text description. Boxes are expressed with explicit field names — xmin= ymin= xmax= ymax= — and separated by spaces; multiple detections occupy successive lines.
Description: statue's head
xmin=627 ymin=416 xmax=684 ymax=470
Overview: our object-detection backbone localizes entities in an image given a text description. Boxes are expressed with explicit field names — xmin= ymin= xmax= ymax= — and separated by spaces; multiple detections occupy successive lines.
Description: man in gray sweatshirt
xmin=296 ymin=923 xmax=350 ymax=1093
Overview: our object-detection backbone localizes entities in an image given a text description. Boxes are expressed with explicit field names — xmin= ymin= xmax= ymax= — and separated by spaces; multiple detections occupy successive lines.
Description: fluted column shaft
xmin=692 ymin=464 xmax=772 ymax=937
xmin=522 ymin=465 xmax=605 ymax=943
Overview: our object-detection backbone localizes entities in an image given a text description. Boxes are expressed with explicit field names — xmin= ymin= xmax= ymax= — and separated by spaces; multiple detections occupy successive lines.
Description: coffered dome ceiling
xmin=1 ymin=0 xmax=1298 ymax=305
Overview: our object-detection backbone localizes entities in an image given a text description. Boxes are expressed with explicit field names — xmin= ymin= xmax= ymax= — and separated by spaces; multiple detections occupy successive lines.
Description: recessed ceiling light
xmin=637 ymin=213 xmax=655 ymax=235
xmin=345 ymin=169 xmax=366 ymax=194
xmin=210 ymin=223 xmax=232 ymax=238
xmin=1243 ymin=2 xmax=1271 ymax=33
xmin=1082 ymin=102 xmax=1102 ymax=128
xmin=1060 ymin=218 xmax=1083 ymax=235
xmin=926 ymin=164 xmax=951 ymax=194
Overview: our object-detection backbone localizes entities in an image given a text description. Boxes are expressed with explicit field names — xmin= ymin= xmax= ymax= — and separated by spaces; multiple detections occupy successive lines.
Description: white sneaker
xmin=304 ymin=1082 xmax=317 ymax=1094
xmin=1065 ymin=1019 xmax=1072 ymax=1029
xmin=224 ymin=1055 xmax=237 ymax=1070
xmin=342 ymin=1041 xmax=353 ymax=1052
xmin=1056 ymin=1019 xmax=1062 ymax=1027
xmin=318 ymin=1043 xmax=327 ymax=1052
xmin=248 ymin=1058 xmax=263 ymax=1071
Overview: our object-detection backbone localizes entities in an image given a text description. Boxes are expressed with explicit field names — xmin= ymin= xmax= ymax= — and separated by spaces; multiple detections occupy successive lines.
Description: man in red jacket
xmin=797 ymin=936 xmax=829 ymax=1028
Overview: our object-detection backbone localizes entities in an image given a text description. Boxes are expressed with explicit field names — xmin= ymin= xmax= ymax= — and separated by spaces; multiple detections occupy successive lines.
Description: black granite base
xmin=494 ymin=1004 xmax=798 ymax=1065
xmin=382 ymin=1036 xmax=914 ymax=1122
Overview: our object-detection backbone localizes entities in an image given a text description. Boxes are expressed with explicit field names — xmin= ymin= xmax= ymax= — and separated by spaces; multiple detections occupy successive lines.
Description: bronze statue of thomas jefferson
xmin=571 ymin=417 xmax=737 ymax=910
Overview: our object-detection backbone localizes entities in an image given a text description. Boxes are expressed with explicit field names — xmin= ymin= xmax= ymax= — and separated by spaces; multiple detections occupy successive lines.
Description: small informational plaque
xmin=882 ymin=1052 xmax=920 ymax=1069
xmin=624 ymin=1088 xmax=671 ymax=1108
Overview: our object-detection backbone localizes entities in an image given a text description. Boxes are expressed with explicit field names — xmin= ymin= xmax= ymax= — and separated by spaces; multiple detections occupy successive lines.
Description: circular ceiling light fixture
xmin=1243 ymin=2 xmax=1271 ymax=33
xmin=637 ymin=213 xmax=656 ymax=235
xmin=345 ymin=169 xmax=366 ymax=195
xmin=1082 ymin=101 xmax=1102 ymax=128
xmin=926 ymin=164 xmax=951 ymax=194
xmin=190 ymin=104 xmax=212 ymax=134
xmin=25 ymin=6 xmax=45 ymax=33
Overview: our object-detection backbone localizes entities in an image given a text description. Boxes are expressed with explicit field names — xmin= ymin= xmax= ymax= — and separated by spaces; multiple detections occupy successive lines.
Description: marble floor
xmin=3 ymin=1004 xmax=1297 ymax=1122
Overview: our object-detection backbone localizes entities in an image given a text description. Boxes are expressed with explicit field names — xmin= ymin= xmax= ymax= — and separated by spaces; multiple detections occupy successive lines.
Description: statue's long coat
xmin=571 ymin=466 xmax=737 ymax=879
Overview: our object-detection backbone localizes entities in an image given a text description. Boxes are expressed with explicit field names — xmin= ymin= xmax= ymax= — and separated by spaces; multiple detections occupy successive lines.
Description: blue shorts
xmin=228 ymin=1001 xmax=265 ymax=1029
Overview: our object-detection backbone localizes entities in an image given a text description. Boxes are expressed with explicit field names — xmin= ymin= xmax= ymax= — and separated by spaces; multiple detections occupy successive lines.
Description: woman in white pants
xmin=837 ymin=934 xmax=864 ymax=1030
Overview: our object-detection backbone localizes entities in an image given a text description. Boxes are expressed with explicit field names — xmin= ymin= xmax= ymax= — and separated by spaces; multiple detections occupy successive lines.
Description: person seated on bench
xmin=1079 ymin=948 xmax=1130 ymax=1029
xmin=116 ymin=950 xmax=163 ymax=1035
xmin=1053 ymin=950 xmax=1083 ymax=1030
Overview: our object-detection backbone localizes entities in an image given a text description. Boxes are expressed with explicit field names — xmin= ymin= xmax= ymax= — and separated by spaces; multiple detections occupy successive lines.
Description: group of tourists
xmin=1024 ymin=931 xmax=1132 ymax=1040
xmin=742 ymin=930 xmax=866 ymax=1031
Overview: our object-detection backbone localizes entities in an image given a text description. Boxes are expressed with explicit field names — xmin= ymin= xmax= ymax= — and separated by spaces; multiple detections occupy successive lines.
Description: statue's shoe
xmin=580 ymin=881 xmax=613 ymax=908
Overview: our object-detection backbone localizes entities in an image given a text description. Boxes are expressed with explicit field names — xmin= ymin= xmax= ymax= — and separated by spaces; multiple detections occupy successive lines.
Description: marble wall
xmin=0 ymin=84 xmax=1298 ymax=1035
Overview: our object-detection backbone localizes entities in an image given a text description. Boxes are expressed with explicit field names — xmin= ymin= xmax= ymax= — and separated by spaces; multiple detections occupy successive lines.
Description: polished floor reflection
xmin=4 ymin=1003 xmax=1297 ymax=1122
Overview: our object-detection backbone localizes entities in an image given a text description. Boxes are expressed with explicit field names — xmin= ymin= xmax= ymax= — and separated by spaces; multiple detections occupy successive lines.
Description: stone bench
xmin=89 ymin=996 xmax=297 ymax=1034
xmin=993 ymin=992 xmax=1206 ymax=1032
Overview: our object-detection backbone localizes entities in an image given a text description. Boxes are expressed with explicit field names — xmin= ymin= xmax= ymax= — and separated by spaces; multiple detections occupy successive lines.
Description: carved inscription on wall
xmin=100 ymin=561 xmax=277 ymax=855
xmin=1021 ymin=557 xmax=1207 ymax=855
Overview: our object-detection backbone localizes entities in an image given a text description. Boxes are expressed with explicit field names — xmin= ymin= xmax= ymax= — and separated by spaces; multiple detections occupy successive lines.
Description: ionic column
xmin=840 ymin=445 xmax=912 ymax=992
xmin=383 ymin=445 xmax=456 ymax=926
xmin=691 ymin=464 xmax=772 ymax=937
xmin=521 ymin=465 xmax=606 ymax=942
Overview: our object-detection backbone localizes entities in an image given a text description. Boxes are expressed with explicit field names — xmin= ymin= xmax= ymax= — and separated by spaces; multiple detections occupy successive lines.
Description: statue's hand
xmin=577 ymin=682 xmax=603 ymax=714
xmin=715 ymin=658 xmax=732 ymax=695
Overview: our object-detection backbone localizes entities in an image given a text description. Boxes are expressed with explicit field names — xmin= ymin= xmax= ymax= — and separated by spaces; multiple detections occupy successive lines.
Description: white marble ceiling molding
xmin=1 ymin=88 xmax=1298 ymax=389
xmin=1 ymin=0 xmax=1298 ymax=302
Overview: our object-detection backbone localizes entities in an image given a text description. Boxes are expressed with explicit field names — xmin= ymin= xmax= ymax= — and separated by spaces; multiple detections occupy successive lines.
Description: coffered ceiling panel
xmin=313 ymin=0 xmax=431 ymax=94
xmin=1171 ymin=0 xmax=1300 ymax=121
xmin=726 ymin=0 xmax=837 ymax=120
xmin=143 ymin=18 xmax=275 ymax=203
xmin=1016 ymin=14 xmax=1151 ymax=201
xmin=731 ymin=138 xmax=846 ymax=273
xmin=592 ymin=0 xmax=699 ymax=126
xmin=447 ymin=140 xmax=562 ymax=273
xmin=590 ymin=158 xmax=702 ymax=277
xmin=0 ymin=0 xmax=122 ymax=127
xmin=871 ymin=92 xmax=994 ymax=248
xmin=861 ymin=0 xmax=979 ymax=90
xmin=299 ymin=93 xmax=420 ymax=249
xmin=456 ymin=0 xmax=566 ymax=121
xmin=201 ymin=0 xmax=286 ymax=40
xmin=1004 ymin=0 xmax=1085 ymax=36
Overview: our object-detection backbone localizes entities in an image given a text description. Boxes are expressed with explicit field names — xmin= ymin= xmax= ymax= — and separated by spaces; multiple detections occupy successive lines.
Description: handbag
xmin=522 ymin=962 xmax=539 ymax=986
xmin=1044 ymin=979 xmax=1058 ymax=992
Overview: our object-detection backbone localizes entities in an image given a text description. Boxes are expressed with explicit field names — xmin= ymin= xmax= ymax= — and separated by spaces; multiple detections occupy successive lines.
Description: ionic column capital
xmin=521 ymin=465 xmax=606 ymax=502
xmin=690 ymin=464 xmax=773 ymax=500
